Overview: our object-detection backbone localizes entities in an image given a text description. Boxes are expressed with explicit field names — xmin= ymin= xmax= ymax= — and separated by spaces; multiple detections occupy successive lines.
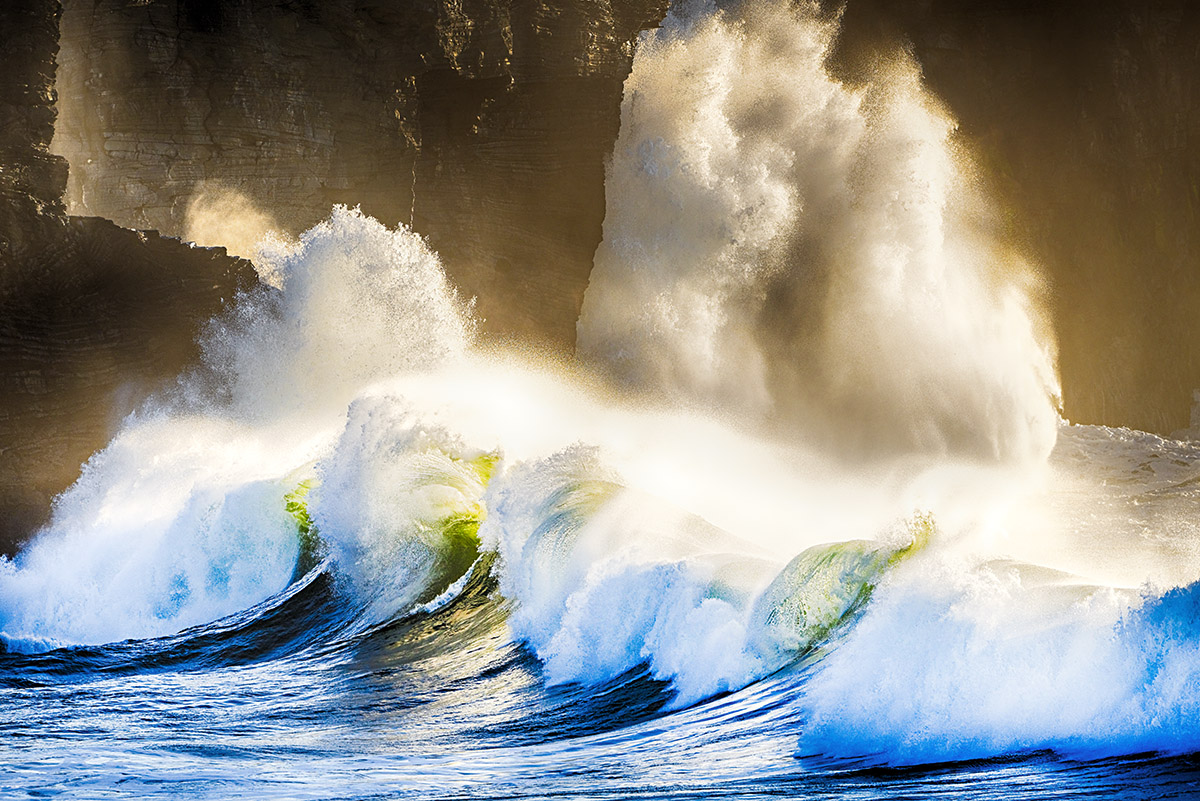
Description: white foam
xmin=3 ymin=1 xmax=1198 ymax=766
xmin=799 ymin=550 xmax=1200 ymax=763
xmin=479 ymin=447 xmax=780 ymax=705
xmin=312 ymin=395 xmax=492 ymax=625
xmin=0 ymin=208 xmax=474 ymax=649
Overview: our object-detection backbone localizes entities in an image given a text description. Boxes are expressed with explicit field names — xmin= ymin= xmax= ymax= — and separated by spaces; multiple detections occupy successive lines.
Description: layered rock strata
xmin=0 ymin=0 xmax=259 ymax=556
xmin=0 ymin=220 xmax=257 ymax=555
xmin=53 ymin=0 xmax=667 ymax=345
xmin=51 ymin=0 xmax=1200 ymax=433
xmin=4 ymin=0 xmax=1200 ymax=560
xmin=0 ymin=0 xmax=68 ymax=252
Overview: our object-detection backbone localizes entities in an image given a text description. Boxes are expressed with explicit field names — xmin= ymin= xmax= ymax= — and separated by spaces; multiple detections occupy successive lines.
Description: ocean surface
xmin=5 ymin=514 xmax=1200 ymax=800
xmin=4 ymin=1 xmax=1200 ymax=798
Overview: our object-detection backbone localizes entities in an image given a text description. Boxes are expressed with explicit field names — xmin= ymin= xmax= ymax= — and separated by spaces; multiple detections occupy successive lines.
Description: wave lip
xmin=310 ymin=395 xmax=498 ymax=628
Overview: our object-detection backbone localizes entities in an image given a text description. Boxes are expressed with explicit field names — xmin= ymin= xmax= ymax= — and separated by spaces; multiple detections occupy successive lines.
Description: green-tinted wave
xmin=285 ymin=479 xmax=324 ymax=580
xmin=752 ymin=512 xmax=934 ymax=655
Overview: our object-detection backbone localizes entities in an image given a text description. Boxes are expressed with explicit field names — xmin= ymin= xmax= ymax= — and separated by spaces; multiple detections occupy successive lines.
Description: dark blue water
xmin=5 ymin=557 xmax=1199 ymax=801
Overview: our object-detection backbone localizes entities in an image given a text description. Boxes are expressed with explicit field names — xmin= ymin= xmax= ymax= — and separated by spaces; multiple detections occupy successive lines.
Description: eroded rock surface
xmin=0 ymin=0 xmax=68 ymax=252
xmin=53 ymin=0 xmax=668 ymax=344
xmin=4 ymin=0 xmax=1200 ymax=554
xmin=0 ymin=219 xmax=258 ymax=554
xmin=51 ymin=0 xmax=1200 ymax=433
xmin=0 ymin=0 xmax=259 ymax=556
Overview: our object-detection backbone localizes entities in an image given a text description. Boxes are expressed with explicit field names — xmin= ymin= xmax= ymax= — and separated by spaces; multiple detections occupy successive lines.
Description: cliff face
xmin=0 ymin=0 xmax=665 ymax=556
xmin=53 ymin=0 xmax=666 ymax=345
xmin=0 ymin=0 xmax=260 ymax=557
xmin=833 ymin=0 xmax=1200 ymax=434
xmin=51 ymin=0 xmax=1200 ymax=434
xmin=0 ymin=0 xmax=68 ymax=252
xmin=0 ymin=220 xmax=258 ymax=553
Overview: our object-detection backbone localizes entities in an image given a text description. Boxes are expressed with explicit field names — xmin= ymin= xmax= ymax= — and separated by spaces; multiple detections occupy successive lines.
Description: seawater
xmin=4 ymin=1 xmax=1200 ymax=798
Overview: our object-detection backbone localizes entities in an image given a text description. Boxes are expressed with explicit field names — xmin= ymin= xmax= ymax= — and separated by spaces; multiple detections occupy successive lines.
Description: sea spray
xmin=183 ymin=182 xmax=283 ymax=263
xmin=0 ymin=0 xmax=1068 ymax=665
xmin=3 ymin=1 xmax=1200 ymax=791
xmin=1 ymin=207 xmax=1197 ymax=767
xmin=578 ymin=0 xmax=1059 ymax=464
xmin=198 ymin=205 xmax=473 ymax=421
xmin=0 ymin=209 xmax=475 ymax=647
xmin=0 ymin=4 xmax=1195 ymax=766
xmin=0 ymin=415 xmax=305 ymax=646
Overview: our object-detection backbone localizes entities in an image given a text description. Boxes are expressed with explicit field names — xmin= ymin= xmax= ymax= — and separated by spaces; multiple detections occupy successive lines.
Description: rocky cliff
xmin=4 ymin=0 xmax=1200 ymax=553
xmin=53 ymin=0 xmax=667 ymax=345
xmin=0 ymin=0 xmax=67 ymax=250
xmin=0 ymin=220 xmax=258 ymax=554
xmin=0 ymin=0 xmax=260 ymax=556
xmin=0 ymin=0 xmax=666 ymax=556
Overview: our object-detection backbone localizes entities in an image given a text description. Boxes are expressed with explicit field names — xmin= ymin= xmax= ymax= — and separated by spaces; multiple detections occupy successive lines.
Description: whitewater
xmin=3 ymin=1 xmax=1200 ymax=798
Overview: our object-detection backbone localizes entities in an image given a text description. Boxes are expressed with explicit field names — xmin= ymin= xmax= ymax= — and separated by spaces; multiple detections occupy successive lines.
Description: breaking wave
xmin=2 ymin=3 xmax=1199 ymax=798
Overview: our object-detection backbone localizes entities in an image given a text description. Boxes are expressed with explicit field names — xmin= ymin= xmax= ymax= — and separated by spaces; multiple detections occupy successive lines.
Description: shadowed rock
xmin=52 ymin=0 xmax=668 ymax=346
xmin=0 ymin=0 xmax=259 ymax=557
xmin=0 ymin=218 xmax=258 ymax=557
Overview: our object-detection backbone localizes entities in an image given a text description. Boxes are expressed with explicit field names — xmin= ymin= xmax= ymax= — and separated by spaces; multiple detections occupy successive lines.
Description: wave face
xmin=2 ymin=2 xmax=1200 ymax=799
